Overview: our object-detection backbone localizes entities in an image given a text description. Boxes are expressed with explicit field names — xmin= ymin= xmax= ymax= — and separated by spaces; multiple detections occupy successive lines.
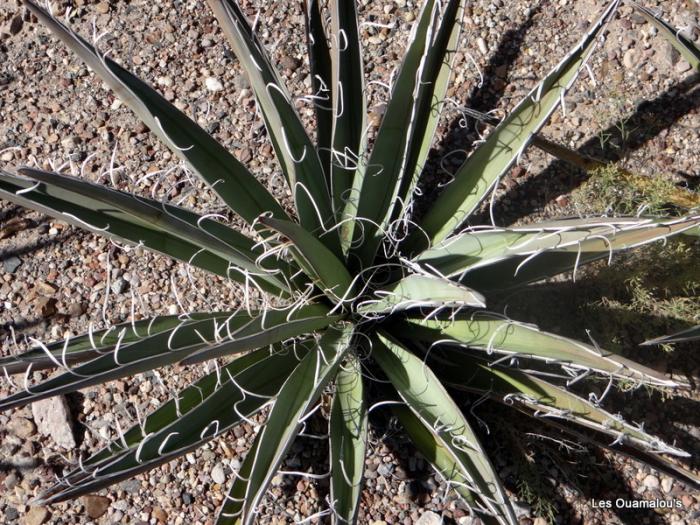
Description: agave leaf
xmin=218 ymin=324 xmax=353 ymax=524
xmin=328 ymin=0 xmax=367 ymax=252
xmin=428 ymin=346 xmax=689 ymax=457
xmin=413 ymin=1 xmax=619 ymax=248
xmin=393 ymin=405 xmax=501 ymax=524
xmin=373 ymin=332 xmax=517 ymax=525
xmin=401 ymin=315 xmax=681 ymax=387
xmin=351 ymin=0 xmax=447 ymax=266
xmin=329 ymin=353 xmax=367 ymax=523
xmin=0 ymin=305 xmax=335 ymax=411
xmin=414 ymin=215 xmax=700 ymax=291
xmin=536 ymin=417 xmax=700 ymax=490
xmin=38 ymin=343 xmax=306 ymax=504
xmin=642 ymin=325 xmax=700 ymax=346
xmin=22 ymin=0 xmax=287 ymax=227
xmin=0 ymin=172 xmax=236 ymax=283
xmin=303 ymin=0 xmax=334 ymax=177
xmin=56 ymin=343 xmax=309 ymax=480
xmin=258 ymin=216 xmax=354 ymax=303
xmin=10 ymin=168 xmax=292 ymax=293
xmin=357 ymin=274 xmax=485 ymax=315
xmin=392 ymin=0 xmax=466 ymax=219
xmin=0 ymin=311 xmax=235 ymax=374
xmin=631 ymin=2 xmax=700 ymax=71
xmin=205 ymin=0 xmax=338 ymax=252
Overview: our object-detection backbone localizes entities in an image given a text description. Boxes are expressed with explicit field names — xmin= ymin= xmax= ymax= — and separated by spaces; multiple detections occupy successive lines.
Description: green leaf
xmin=642 ymin=325 xmax=700 ymax=346
xmin=392 ymin=0 xmax=466 ymax=220
xmin=414 ymin=215 xmax=700 ymax=291
xmin=258 ymin=216 xmax=354 ymax=303
xmin=357 ymin=274 xmax=485 ymax=315
xmin=329 ymin=353 xmax=367 ymax=523
xmin=205 ymin=0 xmax=339 ymax=252
xmin=0 ymin=311 xmax=235 ymax=374
xmin=393 ymin=406 xmax=499 ymax=524
xmin=631 ymin=2 xmax=700 ymax=71
xmin=401 ymin=315 xmax=682 ymax=387
xmin=22 ymin=0 xmax=287 ymax=226
xmin=429 ymin=346 xmax=689 ymax=457
xmin=328 ymin=0 xmax=367 ymax=253
xmin=350 ymin=0 xmax=440 ymax=266
xmin=218 ymin=324 xmax=353 ymax=524
xmin=0 ymin=305 xmax=335 ymax=411
xmin=412 ymin=1 xmax=620 ymax=248
xmin=10 ymin=168 xmax=292 ymax=294
xmin=303 ymin=0 xmax=334 ymax=178
xmin=373 ymin=332 xmax=517 ymax=524
xmin=39 ymin=343 xmax=307 ymax=503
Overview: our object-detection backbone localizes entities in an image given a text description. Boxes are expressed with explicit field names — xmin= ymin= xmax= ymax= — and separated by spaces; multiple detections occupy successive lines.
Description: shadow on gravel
xmin=0 ymin=228 xmax=75 ymax=263
xmin=494 ymin=72 xmax=700 ymax=225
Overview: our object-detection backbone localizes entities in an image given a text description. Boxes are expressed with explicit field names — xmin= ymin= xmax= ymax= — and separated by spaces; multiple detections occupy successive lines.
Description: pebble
xmin=643 ymin=474 xmax=660 ymax=490
xmin=31 ymin=396 xmax=76 ymax=449
xmin=95 ymin=2 xmax=111 ymax=14
xmin=82 ymin=495 xmax=111 ymax=519
xmin=211 ymin=463 xmax=226 ymax=484
xmin=661 ymin=477 xmax=673 ymax=493
xmin=477 ymin=37 xmax=488 ymax=55
xmin=205 ymin=77 xmax=224 ymax=92
xmin=24 ymin=507 xmax=50 ymax=525
xmin=3 ymin=256 xmax=22 ymax=273
xmin=416 ymin=510 xmax=442 ymax=525
xmin=8 ymin=416 xmax=36 ymax=438
xmin=623 ymin=48 xmax=641 ymax=69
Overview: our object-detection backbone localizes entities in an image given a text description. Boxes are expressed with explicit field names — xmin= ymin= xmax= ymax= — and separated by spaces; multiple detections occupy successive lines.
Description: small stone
xmin=643 ymin=474 xmax=659 ymax=490
xmin=110 ymin=278 xmax=128 ymax=294
xmin=36 ymin=281 xmax=58 ymax=295
xmin=152 ymin=507 xmax=168 ymax=523
xmin=82 ymin=495 xmax=110 ymax=519
xmin=24 ymin=507 xmax=50 ymax=525
xmin=533 ymin=518 xmax=548 ymax=525
xmin=5 ymin=507 xmax=19 ymax=521
xmin=0 ymin=150 xmax=14 ymax=161
xmin=211 ymin=463 xmax=226 ymax=484
xmin=513 ymin=501 xmax=531 ymax=518
xmin=416 ymin=511 xmax=441 ymax=525
xmin=8 ymin=416 xmax=36 ymax=438
xmin=8 ymin=15 xmax=23 ymax=35
xmin=32 ymin=395 xmax=75 ymax=449
xmin=279 ymin=56 xmax=301 ymax=72
xmin=623 ymin=48 xmax=641 ymax=69
xmin=67 ymin=302 xmax=86 ymax=317
xmin=95 ymin=2 xmax=110 ymax=14
xmin=675 ymin=60 xmax=692 ymax=74
xmin=35 ymin=296 xmax=58 ymax=317
xmin=477 ymin=37 xmax=488 ymax=55
xmin=661 ymin=477 xmax=673 ymax=493
xmin=3 ymin=256 xmax=21 ymax=273
xmin=205 ymin=77 xmax=224 ymax=92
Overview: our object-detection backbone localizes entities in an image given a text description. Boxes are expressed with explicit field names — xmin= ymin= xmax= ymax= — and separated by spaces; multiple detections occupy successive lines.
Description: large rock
xmin=31 ymin=396 xmax=75 ymax=449
xmin=24 ymin=506 xmax=50 ymax=525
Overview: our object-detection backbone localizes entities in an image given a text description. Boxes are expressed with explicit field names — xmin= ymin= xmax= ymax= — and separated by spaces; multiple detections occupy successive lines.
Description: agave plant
xmin=1 ymin=0 xmax=699 ymax=523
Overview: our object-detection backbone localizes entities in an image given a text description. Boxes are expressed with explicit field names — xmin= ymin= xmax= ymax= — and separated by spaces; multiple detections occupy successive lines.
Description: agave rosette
xmin=1 ymin=1 xmax=699 ymax=524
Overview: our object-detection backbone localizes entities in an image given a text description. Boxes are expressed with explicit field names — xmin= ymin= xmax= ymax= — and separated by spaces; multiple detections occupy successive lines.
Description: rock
xmin=8 ymin=416 xmax=36 ymax=438
xmin=205 ymin=77 xmax=224 ymax=92
xmin=661 ymin=477 xmax=673 ymax=493
xmin=110 ymin=277 xmax=128 ymax=294
xmin=676 ymin=60 xmax=692 ymax=74
xmin=643 ymin=474 xmax=659 ymax=490
xmin=82 ymin=495 xmax=110 ymax=519
xmin=152 ymin=507 xmax=168 ymax=523
xmin=31 ymin=396 xmax=76 ymax=449
xmin=5 ymin=507 xmax=19 ymax=521
xmin=35 ymin=296 xmax=58 ymax=317
xmin=660 ymin=41 xmax=680 ymax=67
xmin=95 ymin=2 xmax=110 ymax=14
xmin=24 ymin=506 xmax=50 ymax=525
xmin=477 ymin=37 xmax=488 ymax=55
xmin=416 ymin=511 xmax=442 ymax=525
xmin=3 ymin=256 xmax=22 ymax=273
xmin=8 ymin=14 xmax=23 ymax=35
xmin=623 ymin=48 xmax=641 ymax=69
xmin=533 ymin=518 xmax=548 ymax=525
xmin=36 ymin=281 xmax=58 ymax=295
xmin=279 ymin=56 xmax=301 ymax=72
xmin=211 ymin=463 xmax=226 ymax=484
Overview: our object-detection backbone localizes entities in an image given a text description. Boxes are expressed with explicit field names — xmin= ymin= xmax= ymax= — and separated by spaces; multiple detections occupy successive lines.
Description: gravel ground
xmin=1 ymin=0 xmax=699 ymax=524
